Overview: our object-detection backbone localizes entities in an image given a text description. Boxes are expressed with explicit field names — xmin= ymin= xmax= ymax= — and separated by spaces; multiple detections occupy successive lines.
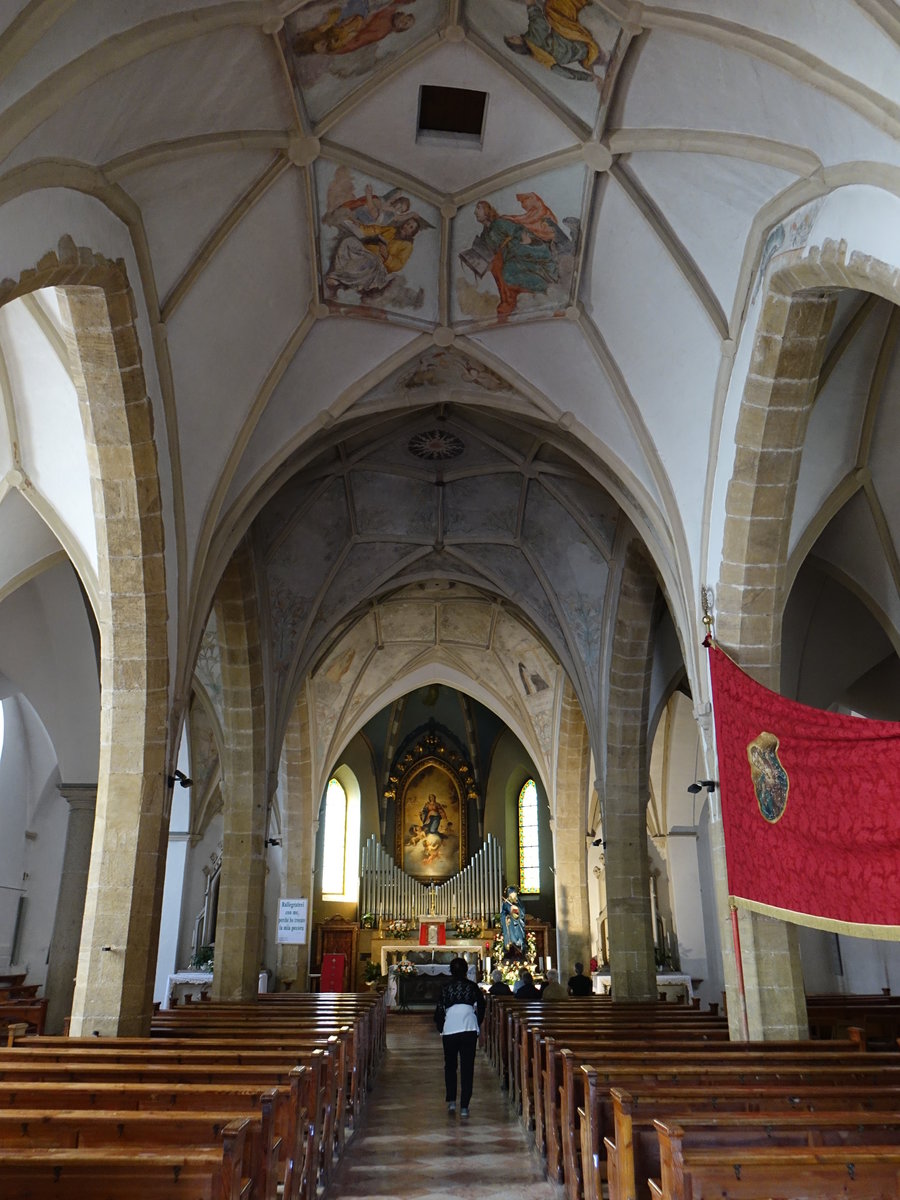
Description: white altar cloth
xmin=379 ymin=939 xmax=485 ymax=975
xmin=591 ymin=971 xmax=693 ymax=1001
xmin=163 ymin=970 xmax=268 ymax=1009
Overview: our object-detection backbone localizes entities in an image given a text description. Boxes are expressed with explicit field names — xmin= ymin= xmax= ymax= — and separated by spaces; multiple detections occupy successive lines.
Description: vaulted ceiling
xmin=0 ymin=2 xmax=899 ymax=750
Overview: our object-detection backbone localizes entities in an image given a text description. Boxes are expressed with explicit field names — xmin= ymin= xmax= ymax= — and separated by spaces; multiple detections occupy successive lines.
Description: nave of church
xmin=3 ymin=0 xmax=900 ymax=1192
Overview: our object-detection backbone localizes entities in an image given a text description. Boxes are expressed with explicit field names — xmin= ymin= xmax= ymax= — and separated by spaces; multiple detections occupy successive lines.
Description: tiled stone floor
xmin=328 ymin=1012 xmax=562 ymax=1199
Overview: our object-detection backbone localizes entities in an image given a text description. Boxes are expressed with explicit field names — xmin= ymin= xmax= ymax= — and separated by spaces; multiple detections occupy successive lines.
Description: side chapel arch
xmin=713 ymin=219 xmax=900 ymax=1039
xmin=0 ymin=238 xmax=169 ymax=1035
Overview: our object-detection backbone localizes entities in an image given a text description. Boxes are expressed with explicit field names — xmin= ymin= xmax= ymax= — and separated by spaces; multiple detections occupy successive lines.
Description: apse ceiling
xmin=1 ymin=2 xmax=900 ymax=702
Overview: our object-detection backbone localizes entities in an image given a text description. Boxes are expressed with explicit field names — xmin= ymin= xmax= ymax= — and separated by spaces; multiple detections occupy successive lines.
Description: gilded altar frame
xmin=394 ymin=756 xmax=468 ymax=881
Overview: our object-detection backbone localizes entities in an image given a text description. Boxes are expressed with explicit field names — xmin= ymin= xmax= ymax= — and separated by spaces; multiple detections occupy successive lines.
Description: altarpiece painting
xmin=397 ymin=760 xmax=464 ymax=880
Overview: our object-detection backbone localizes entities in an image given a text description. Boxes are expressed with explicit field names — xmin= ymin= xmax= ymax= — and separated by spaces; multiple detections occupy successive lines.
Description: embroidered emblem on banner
xmin=746 ymin=731 xmax=789 ymax=823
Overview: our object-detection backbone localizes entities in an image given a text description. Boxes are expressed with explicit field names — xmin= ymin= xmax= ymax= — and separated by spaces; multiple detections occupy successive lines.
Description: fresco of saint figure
xmin=504 ymin=0 xmax=609 ymax=83
xmin=292 ymin=1 xmax=416 ymax=59
xmin=321 ymin=167 xmax=434 ymax=311
xmin=459 ymin=191 xmax=578 ymax=319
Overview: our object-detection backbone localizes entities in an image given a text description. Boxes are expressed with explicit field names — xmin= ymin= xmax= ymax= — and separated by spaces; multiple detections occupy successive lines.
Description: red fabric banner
xmin=708 ymin=643 xmax=900 ymax=936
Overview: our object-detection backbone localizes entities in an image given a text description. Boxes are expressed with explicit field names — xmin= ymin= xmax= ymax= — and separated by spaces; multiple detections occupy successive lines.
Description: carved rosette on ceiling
xmin=387 ymin=726 xmax=477 ymax=881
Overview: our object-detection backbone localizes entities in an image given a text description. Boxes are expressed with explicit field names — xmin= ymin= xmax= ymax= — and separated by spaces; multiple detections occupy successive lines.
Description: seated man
xmin=567 ymin=961 xmax=593 ymax=996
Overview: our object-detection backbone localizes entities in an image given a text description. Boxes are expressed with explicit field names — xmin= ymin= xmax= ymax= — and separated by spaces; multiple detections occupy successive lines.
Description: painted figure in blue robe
xmin=472 ymin=195 xmax=567 ymax=317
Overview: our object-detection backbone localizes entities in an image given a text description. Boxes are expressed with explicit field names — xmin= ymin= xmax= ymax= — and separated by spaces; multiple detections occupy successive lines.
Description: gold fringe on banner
xmin=730 ymin=894 xmax=900 ymax=942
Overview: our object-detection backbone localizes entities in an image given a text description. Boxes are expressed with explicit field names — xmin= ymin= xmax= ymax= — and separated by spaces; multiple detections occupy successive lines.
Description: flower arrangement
xmin=454 ymin=917 xmax=481 ymax=939
xmin=384 ymin=918 xmax=414 ymax=939
xmin=361 ymin=912 xmax=375 ymax=929
xmin=488 ymin=928 xmax=539 ymax=986
xmin=396 ymin=959 xmax=417 ymax=975
xmin=189 ymin=944 xmax=214 ymax=972
xmin=363 ymin=960 xmax=382 ymax=982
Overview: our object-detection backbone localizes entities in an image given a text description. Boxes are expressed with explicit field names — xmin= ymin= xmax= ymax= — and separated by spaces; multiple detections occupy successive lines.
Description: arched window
xmin=518 ymin=778 xmax=540 ymax=894
xmin=321 ymin=771 xmax=361 ymax=902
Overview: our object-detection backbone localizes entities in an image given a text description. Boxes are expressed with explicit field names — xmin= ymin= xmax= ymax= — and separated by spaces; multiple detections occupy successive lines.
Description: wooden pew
xmin=554 ymin=1052 xmax=900 ymax=1200
xmin=0 ymin=1058 xmax=319 ymax=1200
xmin=0 ymin=1108 xmax=270 ymax=1197
xmin=603 ymin=1088 xmax=900 ymax=1200
xmin=0 ymin=1135 xmax=250 ymax=1200
xmin=0 ymin=1079 xmax=302 ymax=1200
xmin=649 ymin=1118 xmax=900 ymax=1200
xmin=0 ymin=997 xmax=47 ymax=1036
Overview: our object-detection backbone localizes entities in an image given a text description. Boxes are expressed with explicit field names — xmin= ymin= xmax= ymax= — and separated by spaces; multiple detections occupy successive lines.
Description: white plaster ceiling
xmin=0 ymin=1 xmax=897 ymax=709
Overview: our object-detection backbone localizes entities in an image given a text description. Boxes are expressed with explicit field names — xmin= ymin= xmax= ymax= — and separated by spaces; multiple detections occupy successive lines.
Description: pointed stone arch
xmin=714 ymin=236 xmax=900 ymax=1038
xmin=0 ymin=236 xmax=169 ymax=1034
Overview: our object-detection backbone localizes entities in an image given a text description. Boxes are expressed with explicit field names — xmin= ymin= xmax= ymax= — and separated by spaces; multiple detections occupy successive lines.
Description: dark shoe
xmin=460 ymin=1107 xmax=469 ymax=1117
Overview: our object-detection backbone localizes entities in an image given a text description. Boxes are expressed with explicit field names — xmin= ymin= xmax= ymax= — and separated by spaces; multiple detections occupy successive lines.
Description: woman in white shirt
xmin=434 ymin=957 xmax=486 ymax=1117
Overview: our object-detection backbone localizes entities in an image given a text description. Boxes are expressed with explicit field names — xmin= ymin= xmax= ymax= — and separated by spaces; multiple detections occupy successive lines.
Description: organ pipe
xmin=358 ymin=833 xmax=503 ymax=924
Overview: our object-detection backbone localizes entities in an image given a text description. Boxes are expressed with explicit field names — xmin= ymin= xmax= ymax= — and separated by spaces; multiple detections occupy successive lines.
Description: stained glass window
xmin=322 ymin=777 xmax=348 ymax=897
xmin=518 ymin=778 xmax=540 ymax=894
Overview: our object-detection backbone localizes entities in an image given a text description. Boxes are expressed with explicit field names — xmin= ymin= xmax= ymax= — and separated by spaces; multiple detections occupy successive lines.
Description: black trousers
xmin=442 ymin=1030 xmax=478 ymax=1106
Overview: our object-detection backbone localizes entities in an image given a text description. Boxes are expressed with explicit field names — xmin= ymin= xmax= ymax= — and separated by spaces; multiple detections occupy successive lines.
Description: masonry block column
xmin=45 ymin=785 xmax=96 ymax=1034
xmin=212 ymin=541 xmax=268 ymax=1001
xmin=57 ymin=277 xmax=169 ymax=1038
xmin=276 ymin=692 xmax=315 ymax=991
xmin=605 ymin=544 xmax=658 ymax=1001
xmin=713 ymin=285 xmax=837 ymax=1038
xmin=552 ymin=683 xmax=592 ymax=978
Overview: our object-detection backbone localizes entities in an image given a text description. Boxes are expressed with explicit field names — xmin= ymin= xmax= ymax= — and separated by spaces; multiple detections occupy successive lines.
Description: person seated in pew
xmin=567 ymin=961 xmax=593 ymax=996
xmin=540 ymin=969 xmax=567 ymax=1000
xmin=488 ymin=970 xmax=511 ymax=996
xmin=514 ymin=970 xmax=540 ymax=999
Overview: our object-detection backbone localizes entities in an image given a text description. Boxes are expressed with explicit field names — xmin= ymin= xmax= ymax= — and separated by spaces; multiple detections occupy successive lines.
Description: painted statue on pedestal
xmin=500 ymin=886 xmax=526 ymax=952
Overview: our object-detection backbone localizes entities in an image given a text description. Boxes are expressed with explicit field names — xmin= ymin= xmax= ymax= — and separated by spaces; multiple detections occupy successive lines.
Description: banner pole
xmin=730 ymin=901 xmax=750 ymax=1040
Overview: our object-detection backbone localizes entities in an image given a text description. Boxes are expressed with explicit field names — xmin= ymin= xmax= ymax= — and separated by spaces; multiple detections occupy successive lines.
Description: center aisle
xmin=328 ymin=1011 xmax=562 ymax=1200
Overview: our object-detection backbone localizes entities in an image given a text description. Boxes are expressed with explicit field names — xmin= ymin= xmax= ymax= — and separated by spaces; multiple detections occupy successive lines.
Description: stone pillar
xmin=552 ymin=684 xmax=592 ymax=978
xmin=605 ymin=806 xmax=656 ymax=1000
xmin=605 ymin=543 xmax=658 ymax=1002
xmin=45 ymin=785 xmax=97 ymax=1034
xmin=276 ymin=692 xmax=316 ymax=991
xmin=212 ymin=541 xmax=268 ymax=1001
xmin=712 ymin=288 xmax=835 ymax=1037
xmin=59 ymin=281 xmax=170 ymax=1038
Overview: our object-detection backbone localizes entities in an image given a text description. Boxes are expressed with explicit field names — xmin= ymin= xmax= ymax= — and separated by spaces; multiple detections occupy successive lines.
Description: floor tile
xmin=328 ymin=1013 xmax=563 ymax=1199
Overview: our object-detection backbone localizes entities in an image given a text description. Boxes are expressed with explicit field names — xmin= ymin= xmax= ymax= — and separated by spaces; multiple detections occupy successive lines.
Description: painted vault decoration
xmin=283 ymin=1 xmax=448 ymax=127
xmin=363 ymin=347 xmax=517 ymax=407
xmin=451 ymin=167 xmax=587 ymax=327
xmin=315 ymin=162 xmax=440 ymax=325
xmin=465 ymin=0 xmax=626 ymax=130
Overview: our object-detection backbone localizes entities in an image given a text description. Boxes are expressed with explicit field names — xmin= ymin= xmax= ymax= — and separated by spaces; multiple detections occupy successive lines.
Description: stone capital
xmin=57 ymin=783 xmax=98 ymax=809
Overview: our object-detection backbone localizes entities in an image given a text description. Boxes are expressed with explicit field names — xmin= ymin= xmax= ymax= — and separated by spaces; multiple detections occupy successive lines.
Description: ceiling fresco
xmin=283 ymin=1 xmax=448 ymax=127
xmin=451 ymin=165 xmax=588 ymax=327
xmin=464 ymin=0 xmax=626 ymax=130
xmin=314 ymin=161 xmax=440 ymax=325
